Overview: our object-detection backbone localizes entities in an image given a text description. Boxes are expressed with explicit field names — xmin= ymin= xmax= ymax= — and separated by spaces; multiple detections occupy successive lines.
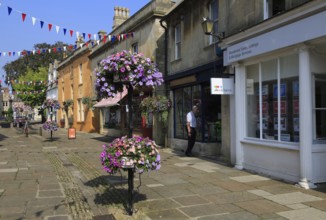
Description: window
xmin=132 ymin=43 xmax=138 ymax=54
xmin=264 ymin=0 xmax=285 ymax=19
xmin=77 ymin=99 xmax=84 ymax=122
xmin=314 ymin=74 xmax=326 ymax=142
xmin=246 ymin=54 xmax=299 ymax=143
xmin=174 ymin=23 xmax=181 ymax=60
xmin=78 ymin=63 xmax=83 ymax=84
xmin=209 ymin=0 xmax=218 ymax=44
xmin=174 ymin=84 xmax=221 ymax=142
xmin=70 ymin=66 xmax=74 ymax=80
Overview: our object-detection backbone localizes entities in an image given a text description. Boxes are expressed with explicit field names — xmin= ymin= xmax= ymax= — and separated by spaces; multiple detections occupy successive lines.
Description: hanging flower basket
xmin=42 ymin=120 xmax=58 ymax=131
xmin=43 ymin=99 xmax=61 ymax=110
xmin=94 ymin=50 xmax=164 ymax=99
xmin=100 ymin=135 xmax=161 ymax=174
xmin=140 ymin=95 xmax=171 ymax=125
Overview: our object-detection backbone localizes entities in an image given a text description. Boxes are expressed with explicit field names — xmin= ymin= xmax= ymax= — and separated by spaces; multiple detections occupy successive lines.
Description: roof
xmin=93 ymin=88 xmax=128 ymax=108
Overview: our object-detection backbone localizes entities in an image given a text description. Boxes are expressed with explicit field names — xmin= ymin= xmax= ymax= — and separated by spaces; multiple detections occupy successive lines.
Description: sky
xmin=0 ymin=0 xmax=151 ymax=88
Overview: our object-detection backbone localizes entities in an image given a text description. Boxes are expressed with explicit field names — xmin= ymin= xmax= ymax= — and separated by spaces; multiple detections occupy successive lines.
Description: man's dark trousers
xmin=186 ymin=127 xmax=196 ymax=155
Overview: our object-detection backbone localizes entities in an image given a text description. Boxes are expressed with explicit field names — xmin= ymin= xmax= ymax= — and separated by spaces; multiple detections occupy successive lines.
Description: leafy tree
xmin=3 ymin=41 xmax=71 ymax=82
xmin=11 ymin=67 xmax=47 ymax=108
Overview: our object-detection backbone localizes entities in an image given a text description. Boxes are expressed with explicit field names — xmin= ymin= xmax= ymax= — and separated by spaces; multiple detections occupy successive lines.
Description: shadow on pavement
xmin=90 ymin=136 xmax=117 ymax=143
xmin=85 ymin=175 xmax=147 ymax=213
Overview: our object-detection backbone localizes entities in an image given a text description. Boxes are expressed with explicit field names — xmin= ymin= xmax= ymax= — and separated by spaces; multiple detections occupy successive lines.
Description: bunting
xmin=0 ymin=2 xmax=134 ymax=41
xmin=0 ymin=32 xmax=134 ymax=58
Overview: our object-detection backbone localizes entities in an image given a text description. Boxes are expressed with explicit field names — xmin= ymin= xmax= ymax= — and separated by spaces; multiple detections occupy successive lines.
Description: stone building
xmin=220 ymin=0 xmax=326 ymax=187
xmin=89 ymin=0 xmax=175 ymax=144
xmin=161 ymin=0 xmax=231 ymax=158
xmin=57 ymin=43 xmax=96 ymax=132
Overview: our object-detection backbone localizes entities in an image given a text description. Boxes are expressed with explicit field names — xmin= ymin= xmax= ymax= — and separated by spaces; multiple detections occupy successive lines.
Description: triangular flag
xmin=37 ymin=49 xmax=41 ymax=54
xmin=40 ymin=21 xmax=44 ymax=29
xmin=3 ymin=52 xmax=6 ymax=57
xmin=73 ymin=45 xmax=77 ymax=50
xmin=108 ymin=35 xmax=111 ymax=41
xmin=31 ymin=17 xmax=37 ymax=26
xmin=69 ymin=30 xmax=74 ymax=37
xmin=63 ymin=28 xmax=67 ymax=35
xmin=91 ymin=42 xmax=94 ymax=46
xmin=18 ymin=51 xmax=21 ymax=56
xmin=53 ymin=48 xmax=57 ymax=53
xmin=13 ymin=52 xmax=15 ymax=56
xmin=98 ymin=34 xmax=102 ymax=41
xmin=103 ymin=35 xmax=107 ymax=43
xmin=93 ymin=34 xmax=97 ymax=40
xmin=0 ymin=52 xmax=2 ymax=57
xmin=55 ymin=26 xmax=60 ymax=34
xmin=48 ymin=24 xmax=52 ymax=31
xmin=76 ymin=31 xmax=80 ymax=38
xmin=88 ymin=33 xmax=91 ymax=40
xmin=8 ymin=52 xmax=11 ymax=56
xmin=85 ymin=42 xmax=89 ymax=47
xmin=117 ymin=35 xmax=120 ymax=41
xmin=63 ymin=46 xmax=67 ymax=51
xmin=22 ymin=13 xmax=27 ymax=22
xmin=96 ymin=40 xmax=100 ymax=45
xmin=32 ymin=50 xmax=35 ymax=55
xmin=83 ymin=33 xmax=86 ymax=39
xmin=80 ymin=43 xmax=84 ymax=48
xmin=48 ymin=49 xmax=51 ymax=53
xmin=8 ymin=7 xmax=12 ymax=15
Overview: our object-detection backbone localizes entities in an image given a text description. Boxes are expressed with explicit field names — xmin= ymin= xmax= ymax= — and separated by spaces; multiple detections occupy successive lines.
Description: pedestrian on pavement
xmin=185 ymin=105 xmax=199 ymax=157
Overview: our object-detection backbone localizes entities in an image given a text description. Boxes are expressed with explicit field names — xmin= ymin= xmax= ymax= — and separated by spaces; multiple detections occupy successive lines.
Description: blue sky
xmin=0 ymin=0 xmax=150 ymax=87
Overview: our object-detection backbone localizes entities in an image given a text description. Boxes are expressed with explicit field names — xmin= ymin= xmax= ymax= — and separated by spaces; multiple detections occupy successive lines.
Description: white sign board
xmin=210 ymin=78 xmax=234 ymax=95
xmin=224 ymin=11 xmax=326 ymax=65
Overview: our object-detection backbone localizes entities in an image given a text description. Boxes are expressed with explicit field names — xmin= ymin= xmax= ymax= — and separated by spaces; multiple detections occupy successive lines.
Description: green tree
xmin=12 ymin=67 xmax=47 ymax=108
xmin=3 ymin=41 xmax=71 ymax=82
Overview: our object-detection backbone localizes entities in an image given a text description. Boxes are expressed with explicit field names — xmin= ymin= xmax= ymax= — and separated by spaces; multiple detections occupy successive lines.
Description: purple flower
xmin=120 ymin=67 xmax=126 ymax=73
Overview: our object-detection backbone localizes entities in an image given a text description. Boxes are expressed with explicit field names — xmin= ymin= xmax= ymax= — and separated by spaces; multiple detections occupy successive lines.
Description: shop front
xmin=223 ymin=10 xmax=326 ymax=188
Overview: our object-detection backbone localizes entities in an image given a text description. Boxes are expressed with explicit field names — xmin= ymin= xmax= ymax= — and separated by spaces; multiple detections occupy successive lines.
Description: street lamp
xmin=201 ymin=17 xmax=224 ymax=40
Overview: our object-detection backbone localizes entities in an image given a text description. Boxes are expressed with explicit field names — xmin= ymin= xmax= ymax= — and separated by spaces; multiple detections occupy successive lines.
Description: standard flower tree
xmin=42 ymin=99 xmax=60 ymax=140
xmin=94 ymin=50 xmax=163 ymax=215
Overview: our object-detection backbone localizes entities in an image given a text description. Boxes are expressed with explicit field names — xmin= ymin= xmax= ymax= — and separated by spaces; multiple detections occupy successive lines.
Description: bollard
xmin=39 ymin=127 xmax=42 ymax=136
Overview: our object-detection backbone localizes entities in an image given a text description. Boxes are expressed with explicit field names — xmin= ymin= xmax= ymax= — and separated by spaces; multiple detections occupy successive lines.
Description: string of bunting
xmin=0 ymin=31 xmax=134 ymax=58
xmin=0 ymin=2 xmax=118 ymax=41
xmin=0 ymin=89 xmax=45 ymax=95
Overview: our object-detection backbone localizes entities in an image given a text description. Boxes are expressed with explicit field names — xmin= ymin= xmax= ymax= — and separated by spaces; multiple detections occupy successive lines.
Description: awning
xmin=93 ymin=88 xmax=128 ymax=108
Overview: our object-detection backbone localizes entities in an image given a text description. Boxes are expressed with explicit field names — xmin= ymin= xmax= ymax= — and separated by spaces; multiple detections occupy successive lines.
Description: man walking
xmin=185 ymin=105 xmax=199 ymax=157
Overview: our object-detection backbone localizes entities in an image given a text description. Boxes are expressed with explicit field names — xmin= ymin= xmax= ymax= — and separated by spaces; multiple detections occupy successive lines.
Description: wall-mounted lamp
xmin=201 ymin=17 xmax=224 ymax=40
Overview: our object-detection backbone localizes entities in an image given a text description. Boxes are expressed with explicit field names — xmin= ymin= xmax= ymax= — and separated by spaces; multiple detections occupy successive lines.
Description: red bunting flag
xmin=69 ymin=30 xmax=73 ymax=37
xmin=103 ymin=35 xmax=107 ymax=43
xmin=88 ymin=33 xmax=91 ymax=40
xmin=52 ymin=48 xmax=57 ymax=53
xmin=48 ymin=24 xmax=52 ymax=31
xmin=22 ymin=13 xmax=27 ymax=22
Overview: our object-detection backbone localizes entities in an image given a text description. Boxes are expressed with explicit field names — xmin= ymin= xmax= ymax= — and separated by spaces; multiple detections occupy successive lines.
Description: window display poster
xmin=293 ymin=99 xmax=299 ymax=114
xmin=293 ymin=117 xmax=299 ymax=132
xmin=281 ymin=134 xmax=291 ymax=142
xmin=262 ymin=117 xmax=268 ymax=130
xmin=293 ymin=81 xmax=299 ymax=97
xmin=246 ymin=79 xmax=254 ymax=95
xmin=273 ymin=83 xmax=286 ymax=98
xmin=273 ymin=101 xmax=287 ymax=114
xmin=262 ymin=84 xmax=269 ymax=96
xmin=274 ymin=117 xmax=287 ymax=131
xmin=262 ymin=102 xmax=268 ymax=115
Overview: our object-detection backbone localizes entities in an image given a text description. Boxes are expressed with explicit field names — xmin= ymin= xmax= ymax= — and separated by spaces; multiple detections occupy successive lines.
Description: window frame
xmin=132 ymin=42 xmax=138 ymax=54
xmin=78 ymin=63 xmax=83 ymax=85
xmin=174 ymin=23 xmax=181 ymax=60
xmin=77 ymin=98 xmax=84 ymax=122
xmin=208 ymin=0 xmax=219 ymax=44
xmin=313 ymin=74 xmax=326 ymax=142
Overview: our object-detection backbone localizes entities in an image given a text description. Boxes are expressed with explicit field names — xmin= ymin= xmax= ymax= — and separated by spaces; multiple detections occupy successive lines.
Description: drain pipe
xmin=159 ymin=19 xmax=168 ymax=96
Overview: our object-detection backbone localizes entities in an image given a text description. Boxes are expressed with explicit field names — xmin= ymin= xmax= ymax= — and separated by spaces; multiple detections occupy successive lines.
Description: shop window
xmin=314 ymin=74 xmax=326 ymax=142
xmin=174 ymin=84 xmax=221 ymax=142
xmin=246 ymin=54 xmax=299 ymax=143
xmin=174 ymin=23 xmax=181 ymax=60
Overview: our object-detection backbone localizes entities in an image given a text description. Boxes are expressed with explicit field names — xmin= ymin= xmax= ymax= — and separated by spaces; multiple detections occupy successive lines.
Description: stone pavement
xmin=1 ymin=124 xmax=326 ymax=220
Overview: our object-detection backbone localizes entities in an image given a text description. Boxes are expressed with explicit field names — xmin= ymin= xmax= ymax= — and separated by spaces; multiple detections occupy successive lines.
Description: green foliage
xmin=7 ymin=107 xmax=13 ymax=121
xmin=63 ymin=99 xmax=74 ymax=110
xmin=3 ymin=42 xmax=71 ymax=82
xmin=12 ymin=67 xmax=47 ymax=108
xmin=81 ymin=96 xmax=93 ymax=109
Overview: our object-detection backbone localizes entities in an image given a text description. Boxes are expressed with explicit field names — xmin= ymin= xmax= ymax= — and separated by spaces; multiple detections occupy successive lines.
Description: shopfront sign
xmin=210 ymin=78 xmax=234 ymax=95
xmin=224 ymin=11 xmax=326 ymax=65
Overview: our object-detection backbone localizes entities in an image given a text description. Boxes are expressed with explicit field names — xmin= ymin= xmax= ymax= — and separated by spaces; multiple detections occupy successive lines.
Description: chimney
xmin=112 ymin=6 xmax=130 ymax=30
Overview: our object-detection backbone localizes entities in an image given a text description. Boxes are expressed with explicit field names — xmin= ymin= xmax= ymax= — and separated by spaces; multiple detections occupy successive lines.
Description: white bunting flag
xmin=32 ymin=17 xmax=36 ymax=26
xmin=93 ymin=34 xmax=97 ymax=40
xmin=55 ymin=26 xmax=60 ymax=34
xmin=63 ymin=46 xmax=67 ymax=51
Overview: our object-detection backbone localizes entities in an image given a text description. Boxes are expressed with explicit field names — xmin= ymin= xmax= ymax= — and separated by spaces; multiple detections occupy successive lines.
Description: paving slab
xmin=266 ymin=192 xmax=323 ymax=205
xmin=235 ymin=199 xmax=290 ymax=215
xmin=198 ymin=211 xmax=260 ymax=220
xmin=278 ymin=207 xmax=326 ymax=220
